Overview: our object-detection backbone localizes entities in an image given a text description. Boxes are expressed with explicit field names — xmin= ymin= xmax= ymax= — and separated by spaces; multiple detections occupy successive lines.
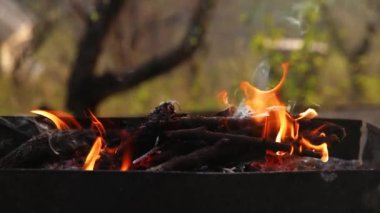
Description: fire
xmin=217 ymin=90 xmax=229 ymax=106
xmin=31 ymin=110 xmax=132 ymax=171
xmin=31 ymin=110 xmax=82 ymax=130
xmin=120 ymin=153 xmax=131 ymax=171
xmin=82 ymin=112 xmax=106 ymax=171
xmin=224 ymin=63 xmax=329 ymax=162
xmin=83 ymin=136 xmax=103 ymax=170
xmin=296 ymin=108 xmax=318 ymax=120
xmin=31 ymin=110 xmax=70 ymax=130
xmin=240 ymin=63 xmax=296 ymax=143
xmin=240 ymin=63 xmax=288 ymax=119
xmin=89 ymin=112 xmax=106 ymax=137
xmin=300 ymin=137 xmax=329 ymax=162
xmin=120 ymin=130 xmax=133 ymax=171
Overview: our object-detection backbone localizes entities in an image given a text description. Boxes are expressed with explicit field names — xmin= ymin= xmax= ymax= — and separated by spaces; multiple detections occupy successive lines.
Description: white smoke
xmin=252 ymin=60 xmax=271 ymax=90
xmin=284 ymin=1 xmax=320 ymax=36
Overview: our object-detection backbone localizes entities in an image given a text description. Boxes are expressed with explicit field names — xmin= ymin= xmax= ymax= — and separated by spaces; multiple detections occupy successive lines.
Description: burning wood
xmin=0 ymin=104 xmax=346 ymax=170
xmin=0 ymin=130 xmax=95 ymax=168
xmin=148 ymin=138 xmax=265 ymax=172
xmin=0 ymin=63 xmax=352 ymax=171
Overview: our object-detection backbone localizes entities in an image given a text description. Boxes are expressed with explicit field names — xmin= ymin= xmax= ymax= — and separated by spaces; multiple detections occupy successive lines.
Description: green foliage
xmin=247 ymin=0 xmax=330 ymax=109
xmin=0 ymin=0 xmax=378 ymax=116
xmin=358 ymin=75 xmax=380 ymax=105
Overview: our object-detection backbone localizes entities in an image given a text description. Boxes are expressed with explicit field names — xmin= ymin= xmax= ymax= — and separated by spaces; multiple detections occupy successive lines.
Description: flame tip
xmin=235 ymin=63 xmax=330 ymax=163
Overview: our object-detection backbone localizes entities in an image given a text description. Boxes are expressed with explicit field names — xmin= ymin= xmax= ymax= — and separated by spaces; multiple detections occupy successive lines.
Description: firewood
xmin=298 ymin=119 xmax=346 ymax=140
xmin=163 ymin=116 xmax=262 ymax=133
xmin=132 ymin=139 xmax=209 ymax=169
xmin=214 ymin=106 xmax=237 ymax=117
xmin=163 ymin=127 xmax=322 ymax=159
xmin=0 ymin=117 xmax=42 ymax=158
xmin=132 ymin=102 xmax=178 ymax=159
xmin=163 ymin=116 xmax=346 ymax=141
xmin=0 ymin=133 xmax=29 ymax=159
xmin=0 ymin=130 xmax=96 ymax=168
xmin=302 ymin=134 xmax=341 ymax=146
xmin=148 ymin=138 xmax=265 ymax=172
xmin=0 ymin=110 xmax=345 ymax=171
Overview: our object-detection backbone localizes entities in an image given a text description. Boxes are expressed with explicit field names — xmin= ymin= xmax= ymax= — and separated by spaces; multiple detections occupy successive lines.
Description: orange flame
xmin=217 ymin=90 xmax=229 ymax=106
xmin=240 ymin=63 xmax=296 ymax=143
xmin=120 ymin=154 xmax=131 ymax=171
xmin=119 ymin=130 xmax=132 ymax=171
xmin=83 ymin=136 xmax=103 ymax=170
xmin=31 ymin=109 xmax=132 ymax=170
xmin=31 ymin=110 xmax=69 ymax=130
xmin=231 ymin=63 xmax=329 ymax=162
xmin=31 ymin=110 xmax=82 ymax=130
xmin=300 ymin=137 xmax=329 ymax=162
xmin=89 ymin=112 xmax=106 ymax=137
xmin=240 ymin=63 xmax=288 ymax=118
xmin=83 ymin=112 xmax=107 ymax=171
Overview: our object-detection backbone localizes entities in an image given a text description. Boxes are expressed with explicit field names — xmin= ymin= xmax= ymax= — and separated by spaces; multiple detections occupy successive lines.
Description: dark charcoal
xmin=0 ymin=117 xmax=42 ymax=158
xmin=0 ymin=130 xmax=96 ymax=168
xmin=148 ymin=139 xmax=265 ymax=171
xmin=132 ymin=101 xmax=178 ymax=159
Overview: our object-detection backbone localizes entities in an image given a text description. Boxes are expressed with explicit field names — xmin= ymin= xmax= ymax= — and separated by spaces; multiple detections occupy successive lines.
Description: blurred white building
xmin=0 ymin=0 xmax=34 ymax=74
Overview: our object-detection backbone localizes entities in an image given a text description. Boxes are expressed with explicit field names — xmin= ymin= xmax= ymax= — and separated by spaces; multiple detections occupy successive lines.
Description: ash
xmin=248 ymin=155 xmax=369 ymax=172
xmin=43 ymin=159 xmax=83 ymax=170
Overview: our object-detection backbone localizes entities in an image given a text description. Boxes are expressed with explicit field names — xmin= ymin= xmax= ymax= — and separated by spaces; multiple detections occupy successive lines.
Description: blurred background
xmin=0 ymin=0 xmax=379 ymax=125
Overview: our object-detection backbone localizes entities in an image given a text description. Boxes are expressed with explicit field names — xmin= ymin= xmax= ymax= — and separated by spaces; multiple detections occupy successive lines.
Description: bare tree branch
xmin=68 ymin=0 xmax=92 ymax=22
xmin=66 ymin=0 xmax=127 ymax=113
xmin=66 ymin=0 xmax=215 ymax=114
xmin=97 ymin=0 xmax=214 ymax=95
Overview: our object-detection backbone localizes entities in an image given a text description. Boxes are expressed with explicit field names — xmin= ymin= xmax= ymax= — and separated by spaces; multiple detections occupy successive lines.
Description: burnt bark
xmin=0 ymin=130 xmax=96 ymax=168
xmin=66 ymin=0 xmax=215 ymax=114
xmin=163 ymin=127 xmax=322 ymax=159
xmin=0 ymin=117 xmax=43 ymax=158
xmin=130 ymin=110 xmax=345 ymax=166
xmin=162 ymin=116 xmax=346 ymax=142
xmin=148 ymin=139 xmax=265 ymax=172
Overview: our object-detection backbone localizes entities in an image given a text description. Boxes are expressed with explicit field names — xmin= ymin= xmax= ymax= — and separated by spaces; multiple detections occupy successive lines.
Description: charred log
xmin=132 ymin=139 xmax=209 ymax=169
xmin=298 ymin=119 xmax=346 ymax=140
xmin=163 ymin=116 xmax=263 ymax=134
xmin=163 ymin=116 xmax=346 ymax=142
xmin=148 ymin=138 xmax=265 ymax=172
xmin=0 ymin=117 xmax=43 ymax=158
xmin=163 ymin=127 xmax=322 ymax=159
xmin=132 ymin=102 xmax=177 ymax=159
xmin=0 ymin=112 xmax=346 ymax=171
xmin=0 ymin=130 xmax=96 ymax=168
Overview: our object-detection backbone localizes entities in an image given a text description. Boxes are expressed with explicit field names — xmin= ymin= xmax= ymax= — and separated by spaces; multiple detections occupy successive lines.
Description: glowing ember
xmin=120 ymin=154 xmax=131 ymax=171
xmin=120 ymin=131 xmax=132 ymax=171
xmin=222 ymin=62 xmax=329 ymax=162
